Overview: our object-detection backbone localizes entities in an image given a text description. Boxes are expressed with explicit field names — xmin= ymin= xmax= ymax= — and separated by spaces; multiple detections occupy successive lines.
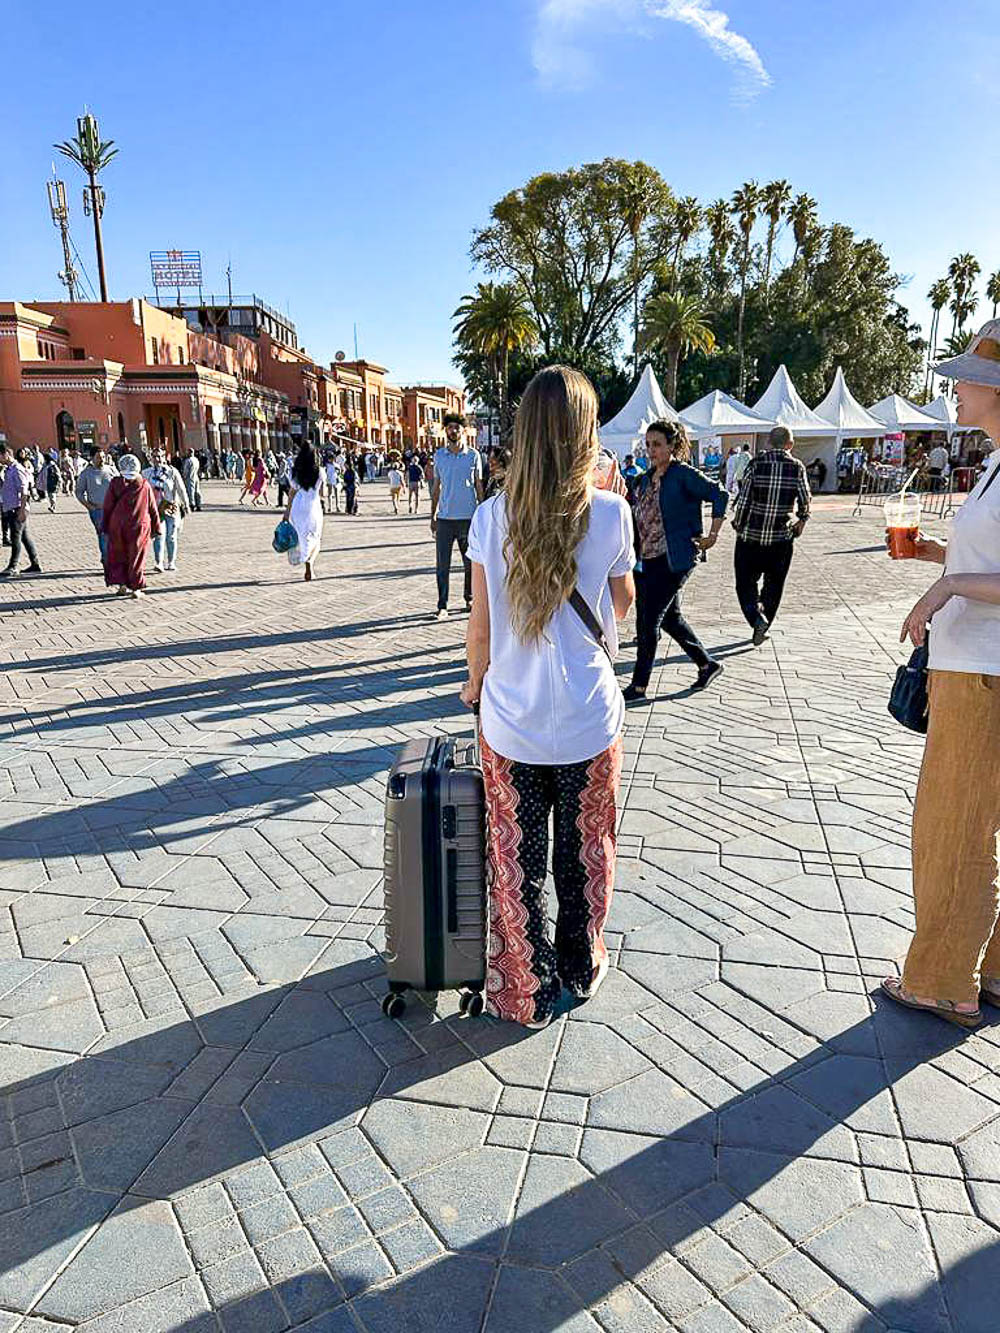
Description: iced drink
xmin=884 ymin=494 xmax=921 ymax=560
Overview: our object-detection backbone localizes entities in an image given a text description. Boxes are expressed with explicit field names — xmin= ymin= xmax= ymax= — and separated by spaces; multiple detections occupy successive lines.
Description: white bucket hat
xmin=118 ymin=454 xmax=141 ymax=480
xmin=935 ymin=319 xmax=1000 ymax=388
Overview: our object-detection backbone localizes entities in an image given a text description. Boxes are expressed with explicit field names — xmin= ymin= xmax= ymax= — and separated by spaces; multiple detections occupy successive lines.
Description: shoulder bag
xmin=888 ymin=639 xmax=929 ymax=734
xmin=569 ymin=589 xmax=613 ymax=663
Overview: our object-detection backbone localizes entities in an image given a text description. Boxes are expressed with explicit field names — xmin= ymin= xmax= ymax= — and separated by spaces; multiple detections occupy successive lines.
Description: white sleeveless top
xmin=467 ymin=490 xmax=635 ymax=765
xmin=929 ymin=449 xmax=1000 ymax=676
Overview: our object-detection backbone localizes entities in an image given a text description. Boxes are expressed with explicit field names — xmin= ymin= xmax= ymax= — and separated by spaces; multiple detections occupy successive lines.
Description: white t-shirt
xmin=929 ymin=449 xmax=1000 ymax=676
xmin=387 ymin=468 xmax=403 ymax=490
xmin=467 ymin=490 xmax=635 ymax=766
xmin=324 ymin=462 xmax=339 ymax=486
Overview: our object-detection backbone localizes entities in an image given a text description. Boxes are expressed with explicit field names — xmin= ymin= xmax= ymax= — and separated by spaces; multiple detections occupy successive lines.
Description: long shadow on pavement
xmin=1 ymin=946 xmax=996 ymax=1331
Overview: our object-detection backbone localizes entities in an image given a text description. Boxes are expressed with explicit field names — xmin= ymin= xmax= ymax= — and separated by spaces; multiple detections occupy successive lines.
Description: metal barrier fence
xmin=852 ymin=464 xmax=956 ymax=520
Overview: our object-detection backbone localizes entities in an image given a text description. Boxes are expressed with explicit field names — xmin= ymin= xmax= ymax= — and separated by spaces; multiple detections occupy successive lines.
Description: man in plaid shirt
xmin=731 ymin=426 xmax=811 ymax=645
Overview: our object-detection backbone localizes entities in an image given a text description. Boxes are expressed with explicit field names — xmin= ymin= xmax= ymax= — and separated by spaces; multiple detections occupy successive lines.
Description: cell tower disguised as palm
xmin=55 ymin=113 xmax=118 ymax=301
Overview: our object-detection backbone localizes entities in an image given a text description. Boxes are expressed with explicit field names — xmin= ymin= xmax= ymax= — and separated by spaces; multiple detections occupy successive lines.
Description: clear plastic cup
xmin=884 ymin=493 xmax=921 ymax=560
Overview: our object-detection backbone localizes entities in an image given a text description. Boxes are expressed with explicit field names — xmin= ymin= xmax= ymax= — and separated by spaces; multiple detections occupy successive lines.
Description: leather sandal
xmin=980 ymin=977 xmax=1000 ymax=1008
xmin=880 ymin=977 xmax=981 ymax=1030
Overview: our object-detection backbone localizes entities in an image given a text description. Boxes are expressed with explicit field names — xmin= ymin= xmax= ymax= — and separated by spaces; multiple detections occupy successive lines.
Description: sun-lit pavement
xmin=0 ymin=480 xmax=997 ymax=1333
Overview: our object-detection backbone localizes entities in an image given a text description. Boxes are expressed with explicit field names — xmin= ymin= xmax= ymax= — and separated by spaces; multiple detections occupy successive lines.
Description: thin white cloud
xmin=533 ymin=0 xmax=771 ymax=97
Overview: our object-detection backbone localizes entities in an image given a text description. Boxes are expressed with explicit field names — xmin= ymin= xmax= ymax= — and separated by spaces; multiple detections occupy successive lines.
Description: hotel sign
xmin=150 ymin=250 xmax=203 ymax=294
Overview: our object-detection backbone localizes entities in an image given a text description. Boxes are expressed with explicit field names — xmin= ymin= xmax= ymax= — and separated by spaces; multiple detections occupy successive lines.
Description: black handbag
xmin=888 ymin=640 xmax=929 ymax=733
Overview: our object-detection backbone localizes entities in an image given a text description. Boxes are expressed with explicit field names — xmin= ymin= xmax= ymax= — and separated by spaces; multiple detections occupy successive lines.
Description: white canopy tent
xmin=868 ymin=394 xmax=940 ymax=434
xmin=752 ymin=365 xmax=839 ymax=491
xmin=679 ymin=390 xmax=774 ymax=439
xmin=813 ymin=368 xmax=886 ymax=438
xmin=598 ymin=364 xmax=678 ymax=459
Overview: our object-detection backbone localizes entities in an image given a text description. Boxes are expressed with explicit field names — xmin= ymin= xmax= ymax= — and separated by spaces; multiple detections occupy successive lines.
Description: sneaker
xmin=0 ymin=568 xmax=17 ymax=579
xmin=622 ymin=683 xmax=647 ymax=703
xmin=752 ymin=615 xmax=770 ymax=647
xmin=436 ymin=608 xmax=449 ymax=622
xmin=151 ymin=563 xmax=163 ymax=573
xmin=567 ymin=954 xmax=609 ymax=1002
xmin=693 ymin=660 xmax=724 ymax=691
xmin=130 ymin=588 xmax=145 ymax=599
xmin=165 ymin=562 xmax=177 ymax=571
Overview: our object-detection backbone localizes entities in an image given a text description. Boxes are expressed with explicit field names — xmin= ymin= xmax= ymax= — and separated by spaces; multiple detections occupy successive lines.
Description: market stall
xmin=598 ymin=364 xmax=678 ymax=460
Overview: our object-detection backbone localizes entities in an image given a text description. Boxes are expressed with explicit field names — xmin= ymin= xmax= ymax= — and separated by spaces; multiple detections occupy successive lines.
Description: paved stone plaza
xmin=1 ymin=481 xmax=998 ymax=1333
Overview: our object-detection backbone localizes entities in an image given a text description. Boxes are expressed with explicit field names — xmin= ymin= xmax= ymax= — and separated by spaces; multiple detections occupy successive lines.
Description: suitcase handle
xmin=446 ymin=847 xmax=458 ymax=933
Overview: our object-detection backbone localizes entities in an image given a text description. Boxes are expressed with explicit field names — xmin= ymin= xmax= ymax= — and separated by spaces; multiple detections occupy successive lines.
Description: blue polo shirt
xmin=434 ymin=446 xmax=482 ymax=520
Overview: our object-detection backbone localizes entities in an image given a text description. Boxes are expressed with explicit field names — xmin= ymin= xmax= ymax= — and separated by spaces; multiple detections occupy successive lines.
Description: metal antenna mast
xmin=47 ymin=172 xmax=79 ymax=301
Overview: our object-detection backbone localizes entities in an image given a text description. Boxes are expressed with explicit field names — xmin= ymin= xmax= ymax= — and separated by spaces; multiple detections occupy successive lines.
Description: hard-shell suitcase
xmin=381 ymin=732 xmax=487 ymax=1018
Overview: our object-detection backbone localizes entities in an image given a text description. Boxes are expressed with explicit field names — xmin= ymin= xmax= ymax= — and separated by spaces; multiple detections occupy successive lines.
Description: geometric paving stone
xmin=57 ymin=1056 xmax=175 ymax=1126
xmin=579 ymin=1129 xmax=715 ymax=1219
xmin=362 ymin=1098 xmax=489 ymax=1176
xmin=925 ymin=1212 xmax=1000 ymax=1333
xmin=588 ymin=1068 xmax=714 ymax=1139
xmin=718 ymin=1084 xmax=858 ymax=1161
xmin=506 ymin=1155 xmax=635 ymax=1265
xmin=132 ymin=1105 xmax=262 ymax=1197
xmin=404 ymin=1146 xmax=523 ymax=1255
xmin=549 ymin=1024 xmax=651 ymax=1096
xmin=805 ymin=1202 xmax=950 ymax=1333
xmin=36 ymin=1197 xmax=193 ymax=1322
xmin=888 ymin=1064 xmax=998 ymax=1145
xmin=352 ymin=1254 xmax=494 ymax=1333
xmin=72 ymin=1098 xmax=194 ymax=1192
xmin=717 ymin=1149 xmax=864 ymax=1241
xmin=376 ymin=1050 xmax=501 ymax=1112
xmin=485 ymin=1264 xmax=601 ymax=1331
xmin=0 ymin=1188 xmax=115 ymax=1310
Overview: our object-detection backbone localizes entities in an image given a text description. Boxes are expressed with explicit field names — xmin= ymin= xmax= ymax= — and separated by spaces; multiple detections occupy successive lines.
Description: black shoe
xmin=0 ymin=568 xmax=17 ymax=579
xmin=25 ymin=563 xmax=42 ymax=575
xmin=693 ymin=660 xmax=724 ymax=691
xmin=752 ymin=615 xmax=770 ymax=647
xmin=622 ymin=683 xmax=647 ymax=703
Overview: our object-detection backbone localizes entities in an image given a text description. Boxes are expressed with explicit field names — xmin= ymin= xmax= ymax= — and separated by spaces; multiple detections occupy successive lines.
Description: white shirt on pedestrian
xmin=929 ymin=450 xmax=1000 ymax=676
xmin=467 ymin=490 xmax=635 ymax=766
xmin=387 ymin=468 xmax=403 ymax=490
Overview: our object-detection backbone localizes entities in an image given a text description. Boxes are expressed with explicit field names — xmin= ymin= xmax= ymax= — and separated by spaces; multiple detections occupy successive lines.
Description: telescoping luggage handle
xmin=569 ymin=589 xmax=613 ymax=663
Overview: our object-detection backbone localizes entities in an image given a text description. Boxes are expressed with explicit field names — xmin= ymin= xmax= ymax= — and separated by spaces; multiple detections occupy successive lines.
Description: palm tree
xmin=987 ymin=270 xmax=1000 ymax=318
xmin=704 ymin=199 xmax=735 ymax=291
xmin=760 ymin=179 xmax=791 ymax=304
xmin=787 ymin=193 xmax=818 ymax=263
xmin=670 ymin=196 xmax=702 ymax=285
xmin=947 ymin=253 xmax=981 ymax=339
xmin=924 ymin=278 xmax=950 ymax=396
xmin=730 ymin=181 xmax=760 ymax=400
xmin=453 ymin=282 xmax=537 ymax=437
xmin=641 ymin=292 xmax=715 ymax=404
xmin=55 ymin=113 xmax=118 ymax=302
xmin=618 ymin=164 xmax=671 ymax=378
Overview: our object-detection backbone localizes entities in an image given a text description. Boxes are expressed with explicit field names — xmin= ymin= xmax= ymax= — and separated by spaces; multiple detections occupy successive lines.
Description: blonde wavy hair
xmin=503 ymin=365 xmax=599 ymax=643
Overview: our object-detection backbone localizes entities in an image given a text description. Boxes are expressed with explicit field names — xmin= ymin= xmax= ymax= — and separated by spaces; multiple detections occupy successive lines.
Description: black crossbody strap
xmin=977 ymin=457 xmax=1000 ymax=499
xmin=569 ymin=589 xmax=613 ymax=663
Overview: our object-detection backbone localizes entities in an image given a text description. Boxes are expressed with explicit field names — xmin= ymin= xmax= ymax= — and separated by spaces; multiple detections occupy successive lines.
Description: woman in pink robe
xmin=103 ymin=455 xmax=161 ymax=598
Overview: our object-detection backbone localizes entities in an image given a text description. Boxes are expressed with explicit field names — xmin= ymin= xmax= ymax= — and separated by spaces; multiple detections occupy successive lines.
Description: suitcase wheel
xmin=381 ymin=993 xmax=406 ymax=1019
xmin=459 ymin=990 xmax=485 ymax=1018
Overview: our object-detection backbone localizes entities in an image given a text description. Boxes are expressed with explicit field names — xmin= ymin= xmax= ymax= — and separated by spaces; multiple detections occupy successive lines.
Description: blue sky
xmin=3 ymin=0 xmax=998 ymax=389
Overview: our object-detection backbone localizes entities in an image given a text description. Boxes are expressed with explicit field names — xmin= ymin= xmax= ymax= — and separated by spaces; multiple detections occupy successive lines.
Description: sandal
xmin=880 ymin=977 xmax=981 ymax=1030
xmin=980 ymin=977 xmax=1000 ymax=1008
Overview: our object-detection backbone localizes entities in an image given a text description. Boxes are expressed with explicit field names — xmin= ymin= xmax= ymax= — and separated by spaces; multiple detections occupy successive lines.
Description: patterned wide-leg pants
xmin=480 ymin=735 xmax=624 ymax=1026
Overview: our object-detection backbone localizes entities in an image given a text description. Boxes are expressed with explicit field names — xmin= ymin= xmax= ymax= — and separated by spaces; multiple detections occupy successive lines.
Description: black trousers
xmin=1 ymin=508 xmax=10 ymax=545
xmin=4 ymin=512 xmax=38 ymax=571
xmin=435 ymin=517 xmax=472 ymax=609
xmin=632 ymin=557 xmax=711 ymax=688
xmin=734 ymin=537 xmax=794 ymax=629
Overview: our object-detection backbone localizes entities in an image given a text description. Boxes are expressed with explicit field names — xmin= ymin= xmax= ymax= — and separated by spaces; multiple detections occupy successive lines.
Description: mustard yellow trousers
xmin=902 ymin=670 xmax=1000 ymax=1007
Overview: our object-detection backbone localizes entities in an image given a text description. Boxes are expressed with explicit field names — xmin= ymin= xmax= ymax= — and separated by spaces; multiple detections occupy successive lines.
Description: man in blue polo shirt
xmin=430 ymin=414 xmax=483 ymax=620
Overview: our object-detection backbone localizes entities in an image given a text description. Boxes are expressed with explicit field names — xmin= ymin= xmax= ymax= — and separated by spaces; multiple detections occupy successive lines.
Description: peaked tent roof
xmin=868 ymin=394 xmax=941 ymax=432
xmin=752 ymin=365 xmax=838 ymax=436
xmin=679 ymin=389 xmax=774 ymax=437
xmin=599 ymin=364 xmax=678 ymax=454
xmin=918 ymin=395 xmax=957 ymax=425
xmin=813 ymin=367 xmax=885 ymax=437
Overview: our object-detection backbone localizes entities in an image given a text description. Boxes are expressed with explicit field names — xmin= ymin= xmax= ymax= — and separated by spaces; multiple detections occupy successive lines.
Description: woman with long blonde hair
xmin=462 ymin=366 xmax=635 ymax=1027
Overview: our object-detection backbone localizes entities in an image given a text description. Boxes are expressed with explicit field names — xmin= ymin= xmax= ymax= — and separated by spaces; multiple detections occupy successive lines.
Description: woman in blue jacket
xmin=623 ymin=419 xmax=729 ymax=700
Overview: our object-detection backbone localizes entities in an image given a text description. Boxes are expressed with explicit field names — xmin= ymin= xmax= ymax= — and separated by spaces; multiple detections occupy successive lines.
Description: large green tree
xmin=470 ymin=159 xmax=673 ymax=364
